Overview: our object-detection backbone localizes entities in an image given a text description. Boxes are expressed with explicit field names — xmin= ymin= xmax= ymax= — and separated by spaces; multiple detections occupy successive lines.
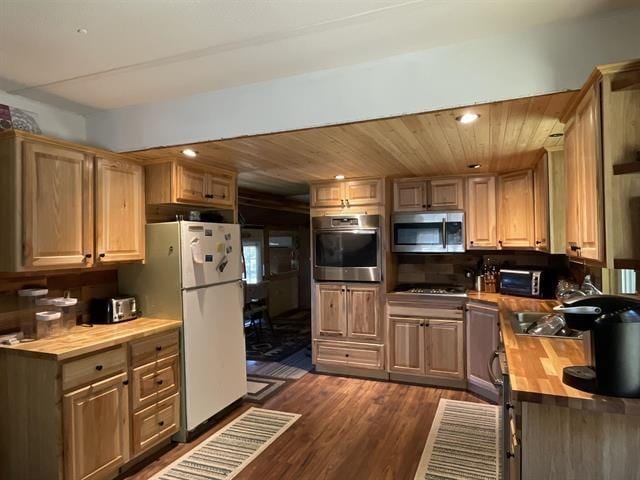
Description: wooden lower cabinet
xmin=314 ymin=340 xmax=384 ymax=370
xmin=132 ymin=393 xmax=180 ymax=456
xmin=389 ymin=316 xmax=465 ymax=381
xmin=131 ymin=353 xmax=180 ymax=411
xmin=316 ymin=283 xmax=380 ymax=341
xmin=466 ymin=302 xmax=500 ymax=400
xmin=63 ymin=372 xmax=130 ymax=480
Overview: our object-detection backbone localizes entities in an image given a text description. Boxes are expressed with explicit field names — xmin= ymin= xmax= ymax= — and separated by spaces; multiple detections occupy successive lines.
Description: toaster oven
xmin=499 ymin=269 xmax=554 ymax=298
xmin=90 ymin=296 xmax=139 ymax=324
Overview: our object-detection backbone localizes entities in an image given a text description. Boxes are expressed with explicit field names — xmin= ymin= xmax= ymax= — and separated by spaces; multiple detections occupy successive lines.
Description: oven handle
xmin=316 ymin=229 xmax=378 ymax=234
xmin=488 ymin=350 xmax=504 ymax=387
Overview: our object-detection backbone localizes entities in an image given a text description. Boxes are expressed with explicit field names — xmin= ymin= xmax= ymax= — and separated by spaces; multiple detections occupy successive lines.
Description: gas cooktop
xmin=394 ymin=284 xmax=468 ymax=297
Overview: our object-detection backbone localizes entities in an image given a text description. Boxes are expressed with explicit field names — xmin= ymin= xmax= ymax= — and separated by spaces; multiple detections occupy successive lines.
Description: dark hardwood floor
xmin=124 ymin=372 xmax=486 ymax=480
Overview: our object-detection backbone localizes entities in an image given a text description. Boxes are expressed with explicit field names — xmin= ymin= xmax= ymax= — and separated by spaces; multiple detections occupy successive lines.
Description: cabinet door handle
xmin=340 ymin=199 xmax=345 ymax=208
xmin=158 ymin=421 xmax=165 ymax=427
xmin=345 ymin=354 xmax=350 ymax=358
xmin=535 ymin=240 xmax=542 ymax=245
xmin=99 ymin=253 xmax=106 ymax=258
xmin=157 ymin=379 xmax=164 ymax=386
xmin=84 ymin=253 xmax=92 ymax=259
xmin=95 ymin=365 xmax=103 ymax=371
xmin=345 ymin=199 xmax=350 ymax=208
xmin=156 ymin=345 xmax=163 ymax=352
xmin=123 ymin=379 xmax=129 ymax=386
xmin=469 ymin=241 xmax=474 ymax=245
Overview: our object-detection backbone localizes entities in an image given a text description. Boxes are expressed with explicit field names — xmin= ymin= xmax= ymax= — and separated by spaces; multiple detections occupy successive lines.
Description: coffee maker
xmin=554 ymin=295 xmax=640 ymax=397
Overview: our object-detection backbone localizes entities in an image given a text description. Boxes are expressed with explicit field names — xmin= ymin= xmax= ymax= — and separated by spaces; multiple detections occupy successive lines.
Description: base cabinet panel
xmin=314 ymin=340 xmax=384 ymax=370
xmin=63 ymin=373 xmax=129 ymax=480
xmin=389 ymin=317 xmax=424 ymax=374
xmin=425 ymin=319 xmax=464 ymax=380
xmin=132 ymin=393 xmax=180 ymax=456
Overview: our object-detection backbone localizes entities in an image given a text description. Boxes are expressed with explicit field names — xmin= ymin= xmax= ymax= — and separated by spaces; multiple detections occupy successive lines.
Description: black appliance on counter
xmin=90 ymin=296 xmax=139 ymax=324
xmin=554 ymin=295 xmax=640 ymax=397
xmin=499 ymin=268 xmax=556 ymax=299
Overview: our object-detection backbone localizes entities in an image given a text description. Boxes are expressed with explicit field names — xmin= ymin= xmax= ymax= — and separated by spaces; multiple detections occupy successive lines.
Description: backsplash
xmin=395 ymin=252 xmax=570 ymax=289
xmin=0 ymin=269 xmax=118 ymax=335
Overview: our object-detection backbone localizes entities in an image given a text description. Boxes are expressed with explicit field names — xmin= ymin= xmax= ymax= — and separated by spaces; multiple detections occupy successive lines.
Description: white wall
xmin=0 ymin=90 xmax=87 ymax=142
xmin=87 ymin=7 xmax=640 ymax=152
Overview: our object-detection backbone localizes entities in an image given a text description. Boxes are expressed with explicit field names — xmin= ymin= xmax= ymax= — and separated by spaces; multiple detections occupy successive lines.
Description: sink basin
xmin=510 ymin=311 xmax=582 ymax=339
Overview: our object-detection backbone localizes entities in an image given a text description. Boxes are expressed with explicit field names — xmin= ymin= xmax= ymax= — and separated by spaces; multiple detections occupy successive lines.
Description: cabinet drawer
xmin=130 ymin=330 xmax=179 ymax=366
xmin=315 ymin=341 xmax=384 ymax=370
xmin=62 ymin=346 xmax=127 ymax=391
xmin=131 ymin=354 xmax=180 ymax=411
xmin=132 ymin=393 xmax=180 ymax=456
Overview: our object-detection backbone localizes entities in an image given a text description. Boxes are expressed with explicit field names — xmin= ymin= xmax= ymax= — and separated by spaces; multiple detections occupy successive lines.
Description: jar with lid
xmin=35 ymin=311 xmax=63 ymax=339
xmin=51 ymin=292 xmax=79 ymax=331
xmin=17 ymin=288 xmax=49 ymax=337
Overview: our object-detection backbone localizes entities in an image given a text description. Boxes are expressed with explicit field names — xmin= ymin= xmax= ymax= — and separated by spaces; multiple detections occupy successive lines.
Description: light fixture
xmin=456 ymin=113 xmax=480 ymax=124
xmin=181 ymin=148 xmax=198 ymax=158
xmin=549 ymin=132 xmax=564 ymax=138
xmin=335 ymin=174 xmax=345 ymax=180
xmin=76 ymin=28 xmax=88 ymax=34
xmin=467 ymin=163 xmax=482 ymax=169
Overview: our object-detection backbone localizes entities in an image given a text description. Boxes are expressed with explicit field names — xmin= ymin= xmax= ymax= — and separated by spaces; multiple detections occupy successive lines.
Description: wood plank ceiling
xmin=130 ymin=90 xmax=577 ymax=195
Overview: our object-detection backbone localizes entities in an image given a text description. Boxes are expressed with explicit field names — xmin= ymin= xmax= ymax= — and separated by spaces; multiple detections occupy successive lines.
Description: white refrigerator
xmin=119 ymin=221 xmax=247 ymax=440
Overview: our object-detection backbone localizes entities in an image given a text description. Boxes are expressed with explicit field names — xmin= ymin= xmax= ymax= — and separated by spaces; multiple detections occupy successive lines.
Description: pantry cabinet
xmin=466 ymin=175 xmax=497 ymax=249
xmin=497 ymin=170 xmax=535 ymax=248
xmin=147 ymin=160 xmax=236 ymax=210
xmin=95 ymin=156 xmax=145 ymax=263
xmin=0 ymin=130 xmax=146 ymax=272
xmin=310 ymin=178 xmax=383 ymax=208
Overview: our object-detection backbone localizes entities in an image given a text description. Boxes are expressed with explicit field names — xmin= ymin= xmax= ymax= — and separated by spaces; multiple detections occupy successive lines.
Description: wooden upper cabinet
xmin=22 ymin=141 xmax=94 ymax=269
xmin=466 ymin=176 xmax=497 ymax=249
xmin=145 ymin=160 xmax=237 ymax=210
xmin=565 ymin=122 xmax=580 ymax=256
xmin=429 ymin=178 xmax=464 ymax=210
xmin=206 ymin=174 xmax=234 ymax=207
xmin=175 ymin=163 xmax=208 ymax=204
xmin=310 ymin=178 xmax=382 ymax=208
xmin=346 ymin=286 xmax=379 ymax=339
xmin=63 ymin=372 xmax=129 ymax=480
xmin=424 ymin=319 xmax=464 ymax=380
xmin=316 ymin=284 xmax=347 ymax=337
xmin=310 ymin=183 xmax=344 ymax=208
xmin=533 ymin=154 xmax=550 ymax=251
xmin=393 ymin=177 xmax=463 ymax=212
xmin=575 ymin=87 xmax=604 ymax=262
xmin=497 ymin=170 xmax=535 ymax=248
xmin=394 ymin=179 xmax=427 ymax=212
xmin=389 ymin=316 xmax=424 ymax=375
xmin=95 ymin=156 xmax=145 ymax=263
xmin=344 ymin=179 xmax=382 ymax=206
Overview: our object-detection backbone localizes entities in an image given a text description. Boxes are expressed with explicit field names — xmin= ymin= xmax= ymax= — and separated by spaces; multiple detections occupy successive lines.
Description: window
xmin=241 ymin=228 xmax=264 ymax=285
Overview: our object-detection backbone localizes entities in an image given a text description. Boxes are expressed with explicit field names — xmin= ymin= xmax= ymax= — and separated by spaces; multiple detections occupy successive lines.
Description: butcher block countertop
xmin=0 ymin=317 xmax=182 ymax=361
xmin=468 ymin=291 xmax=640 ymax=415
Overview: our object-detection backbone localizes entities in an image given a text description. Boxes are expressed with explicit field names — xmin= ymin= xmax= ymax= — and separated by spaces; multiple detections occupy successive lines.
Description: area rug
xmin=245 ymin=308 xmax=311 ymax=362
xmin=245 ymin=375 xmax=288 ymax=403
xmin=151 ymin=408 xmax=300 ymax=480
xmin=413 ymin=399 xmax=500 ymax=480
xmin=247 ymin=347 xmax=312 ymax=380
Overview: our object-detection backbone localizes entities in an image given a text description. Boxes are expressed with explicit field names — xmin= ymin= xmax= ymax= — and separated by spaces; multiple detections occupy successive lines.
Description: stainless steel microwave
xmin=392 ymin=212 xmax=465 ymax=253
xmin=312 ymin=214 xmax=382 ymax=282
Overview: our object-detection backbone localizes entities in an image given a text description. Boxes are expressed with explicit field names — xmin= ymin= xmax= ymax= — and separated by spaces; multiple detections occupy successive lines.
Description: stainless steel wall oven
xmin=312 ymin=214 xmax=382 ymax=282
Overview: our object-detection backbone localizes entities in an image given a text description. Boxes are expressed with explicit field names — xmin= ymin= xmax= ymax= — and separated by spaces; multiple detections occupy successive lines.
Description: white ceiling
xmin=0 ymin=0 xmax=634 ymax=111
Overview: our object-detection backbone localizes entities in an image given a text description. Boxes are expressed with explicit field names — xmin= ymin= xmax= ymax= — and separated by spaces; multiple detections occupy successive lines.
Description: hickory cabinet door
xmin=466 ymin=175 xmax=497 ymax=249
xmin=95 ymin=156 xmax=145 ymax=263
xmin=346 ymin=286 xmax=379 ymax=340
xmin=389 ymin=316 xmax=424 ymax=375
xmin=424 ymin=319 xmax=464 ymax=380
xmin=22 ymin=141 xmax=93 ymax=269
xmin=316 ymin=284 xmax=347 ymax=337
xmin=497 ymin=170 xmax=535 ymax=248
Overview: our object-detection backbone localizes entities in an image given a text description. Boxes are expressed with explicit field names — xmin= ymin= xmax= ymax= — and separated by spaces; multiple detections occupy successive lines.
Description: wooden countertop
xmin=468 ymin=291 xmax=640 ymax=415
xmin=0 ymin=317 xmax=182 ymax=361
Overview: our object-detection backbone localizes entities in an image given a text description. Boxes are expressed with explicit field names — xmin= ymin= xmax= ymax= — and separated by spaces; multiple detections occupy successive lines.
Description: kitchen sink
xmin=510 ymin=311 xmax=582 ymax=339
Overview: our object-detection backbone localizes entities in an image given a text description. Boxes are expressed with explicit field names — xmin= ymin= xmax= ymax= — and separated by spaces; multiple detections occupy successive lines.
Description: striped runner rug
xmin=151 ymin=408 xmax=300 ymax=480
xmin=414 ymin=399 xmax=500 ymax=480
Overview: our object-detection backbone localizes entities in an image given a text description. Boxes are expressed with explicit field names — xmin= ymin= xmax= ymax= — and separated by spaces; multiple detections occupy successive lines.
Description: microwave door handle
xmin=442 ymin=218 xmax=446 ymax=249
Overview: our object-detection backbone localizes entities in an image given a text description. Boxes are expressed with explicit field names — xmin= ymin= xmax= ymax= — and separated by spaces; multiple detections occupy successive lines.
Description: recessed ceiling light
xmin=181 ymin=148 xmax=198 ymax=158
xmin=335 ymin=174 xmax=345 ymax=180
xmin=549 ymin=132 xmax=564 ymax=138
xmin=456 ymin=113 xmax=480 ymax=124
xmin=76 ymin=28 xmax=88 ymax=34
xmin=467 ymin=163 xmax=482 ymax=169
